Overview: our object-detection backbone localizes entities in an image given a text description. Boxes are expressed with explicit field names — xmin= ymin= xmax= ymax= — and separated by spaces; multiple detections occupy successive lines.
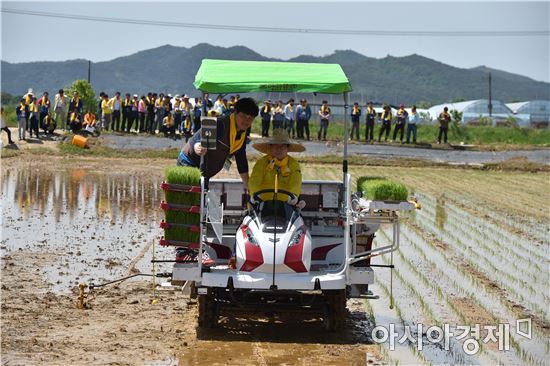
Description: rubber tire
xmin=323 ymin=289 xmax=347 ymax=331
xmin=198 ymin=291 xmax=218 ymax=329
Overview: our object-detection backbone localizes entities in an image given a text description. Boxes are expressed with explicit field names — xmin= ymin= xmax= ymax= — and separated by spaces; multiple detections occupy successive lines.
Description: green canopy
xmin=194 ymin=59 xmax=352 ymax=94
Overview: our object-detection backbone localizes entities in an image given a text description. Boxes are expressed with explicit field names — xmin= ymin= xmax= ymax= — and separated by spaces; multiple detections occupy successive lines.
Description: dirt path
xmin=0 ymin=251 xmax=381 ymax=365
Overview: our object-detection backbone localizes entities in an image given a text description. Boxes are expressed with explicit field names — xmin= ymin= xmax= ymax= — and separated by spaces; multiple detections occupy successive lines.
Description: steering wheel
xmin=252 ymin=188 xmax=297 ymax=203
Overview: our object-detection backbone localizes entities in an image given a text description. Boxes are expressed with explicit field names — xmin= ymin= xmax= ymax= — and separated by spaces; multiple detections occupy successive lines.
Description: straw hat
xmin=252 ymin=128 xmax=305 ymax=154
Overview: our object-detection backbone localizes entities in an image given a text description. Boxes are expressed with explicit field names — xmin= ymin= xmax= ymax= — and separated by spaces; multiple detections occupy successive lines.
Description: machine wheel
xmin=323 ymin=289 xmax=347 ymax=331
xmin=198 ymin=290 xmax=218 ymax=328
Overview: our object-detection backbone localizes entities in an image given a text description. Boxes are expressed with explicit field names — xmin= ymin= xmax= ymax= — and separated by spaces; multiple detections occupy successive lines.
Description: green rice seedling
xmin=164 ymin=166 xmax=202 ymax=242
xmin=356 ymin=176 xmax=408 ymax=201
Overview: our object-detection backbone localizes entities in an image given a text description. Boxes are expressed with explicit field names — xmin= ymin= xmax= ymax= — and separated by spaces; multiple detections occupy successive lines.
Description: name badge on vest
xmin=223 ymin=158 xmax=232 ymax=171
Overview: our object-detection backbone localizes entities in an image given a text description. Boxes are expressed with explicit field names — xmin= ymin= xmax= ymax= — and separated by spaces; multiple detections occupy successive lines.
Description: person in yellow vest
xmin=393 ymin=103 xmax=408 ymax=143
xmin=249 ymin=128 xmax=305 ymax=207
xmin=24 ymin=88 xmax=33 ymax=130
xmin=42 ymin=112 xmax=55 ymax=135
xmin=121 ymin=93 xmax=132 ymax=132
xmin=101 ymin=94 xmax=113 ymax=130
xmin=161 ymin=112 xmax=176 ymax=139
xmin=69 ymin=108 xmax=82 ymax=132
xmin=177 ymin=97 xmax=259 ymax=186
xmin=153 ymin=93 xmax=165 ymax=134
xmin=437 ymin=106 xmax=451 ymax=144
xmin=378 ymin=104 xmax=392 ymax=142
xmin=318 ymin=100 xmax=331 ymax=141
xmin=28 ymin=96 xmax=40 ymax=138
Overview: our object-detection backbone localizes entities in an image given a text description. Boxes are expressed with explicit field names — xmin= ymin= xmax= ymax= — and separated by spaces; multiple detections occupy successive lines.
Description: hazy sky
xmin=1 ymin=1 xmax=549 ymax=82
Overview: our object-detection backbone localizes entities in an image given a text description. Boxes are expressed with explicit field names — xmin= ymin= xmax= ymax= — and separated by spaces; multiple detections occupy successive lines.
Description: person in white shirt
xmin=406 ymin=105 xmax=419 ymax=144
xmin=54 ymin=89 xmax=68 ymax=131
xmin=283 ymin=99 xmax=296 ymax=139
xmin=110 ymin=92 xmax=122 ymax=131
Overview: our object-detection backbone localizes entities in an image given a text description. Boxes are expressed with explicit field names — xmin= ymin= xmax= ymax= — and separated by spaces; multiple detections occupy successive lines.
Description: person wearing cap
xmin=378 ymin=104 xmax=392 ymax=142
xmin=350 ymin=102 xmax=361 ymax=141
xmin=260 ymin=100 xmax=272 ymax=137
xmin=177 ymin=97 xmax=259 ymax=186
xmin=393 ymin=103 xmax=408 ymax=143
xmin=54 ymin=89 xmax=68 ymax=131
xmin=249 ymin=128 xmax=305 ymax=204
xmin=365 ymin=101 xmax=376 ymax=142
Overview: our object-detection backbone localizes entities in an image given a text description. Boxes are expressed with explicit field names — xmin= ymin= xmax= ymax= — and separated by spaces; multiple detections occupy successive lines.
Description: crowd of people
xmin=5 ymin=87 xmax=453 ymax=145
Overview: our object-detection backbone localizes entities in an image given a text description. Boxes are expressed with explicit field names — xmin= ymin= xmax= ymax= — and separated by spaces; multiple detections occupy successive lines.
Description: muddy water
xmin=1 ymin=167 xmax=175 ymax=294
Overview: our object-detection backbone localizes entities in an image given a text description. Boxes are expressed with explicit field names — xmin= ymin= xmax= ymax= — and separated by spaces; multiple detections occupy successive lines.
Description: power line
xmin=2 ymin=8 xmax=548 ymax=37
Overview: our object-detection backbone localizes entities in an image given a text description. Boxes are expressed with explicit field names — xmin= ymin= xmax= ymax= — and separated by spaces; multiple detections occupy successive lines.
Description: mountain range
xmin=2 ymin=43 xmax=548 ymax=105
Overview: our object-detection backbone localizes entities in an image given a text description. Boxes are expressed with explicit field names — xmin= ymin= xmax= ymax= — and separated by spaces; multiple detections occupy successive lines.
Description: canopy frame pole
xmin=342 ymin=91 xmax=351 ymax=282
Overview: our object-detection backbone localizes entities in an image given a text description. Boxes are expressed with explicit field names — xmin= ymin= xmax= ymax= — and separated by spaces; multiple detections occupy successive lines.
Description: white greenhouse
xmin=506 ymin=100 xmax=550 ymax=127
xmin=428 ymin=100 xmax=513 ymax=126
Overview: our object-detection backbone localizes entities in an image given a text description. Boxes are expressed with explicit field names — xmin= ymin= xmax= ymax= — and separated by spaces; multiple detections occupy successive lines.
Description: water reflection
xmin=1 ymin=167 xmax=168 ymax=293
xmin=2 ymin=168 xmax=162 ymax=223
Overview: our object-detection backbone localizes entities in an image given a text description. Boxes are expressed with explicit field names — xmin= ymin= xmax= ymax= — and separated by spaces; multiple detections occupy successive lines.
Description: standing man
xmin=110 ymin=92 xmax=122 ymax=131
xmin=16 ymin=98 xmax=27 ymax=141
xmin=24 ymin=89 xmax=33 ymax=131
xmin=146 ymin=93 xmax=155 ymax=134
xmin=193 ymin=97 xmax=203 ymax=133
xmin=406 ymin=105 xmax=419 ymax=144
xmin=153 ymin=93 xmax=165 ymax=134
xmin=365 ymin=101 xmax=376 ymax=142
xmin=101 ymin=93 xmax=112 ymax=130
xmin=177 ymin=97 xmax=259 ymax=187
xmin=378 ymin=105 xmax=392 ymax=142
xmin=318 ymin=100 xmax=331 ymax=141
xmin=437 ymin=106 xmax=451 ymax=144
xmin=260 ymin=100 xmax=272 ymax=137
xmin=350 ymin=102 xmax=361 ymax=141
xmin=202 ymin=92 xmax=213 ymax=116
xmin=121 ymin=93 xmax=132 ymax=132
xmin=283 ymin=99 xmax=295 ymax=139
xmin=128 ymin=94 xmax=139 ymax=132
xmin=296 ymin=98 xmax=312 ymax=140
xmin=393 ymin=103 xmax=407 ymax=143
xmin=54 ymin=89 xmax=68 ymax=131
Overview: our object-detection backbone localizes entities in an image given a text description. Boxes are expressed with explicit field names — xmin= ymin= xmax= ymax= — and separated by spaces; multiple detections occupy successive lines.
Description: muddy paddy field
xmin=1 ymin=155 xmax=549 ymax=365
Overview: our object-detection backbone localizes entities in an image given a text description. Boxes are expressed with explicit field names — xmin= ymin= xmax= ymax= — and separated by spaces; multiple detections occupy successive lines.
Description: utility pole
xmin=88 ymin=60 xmax=91 ymax=84
xmin=488 ymin=72 xmax=493 ymax=117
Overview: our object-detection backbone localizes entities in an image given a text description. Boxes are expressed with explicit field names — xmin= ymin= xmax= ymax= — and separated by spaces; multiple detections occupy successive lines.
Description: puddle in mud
xmin=1 ymin=167 xmax=174 ymax=294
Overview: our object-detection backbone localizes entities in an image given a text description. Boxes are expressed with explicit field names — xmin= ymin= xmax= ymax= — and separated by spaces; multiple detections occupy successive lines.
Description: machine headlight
xmin=289 ymin=227 xmax=305 ymax=247
xmin=245 ymin=228 xmax=260 ymax=247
